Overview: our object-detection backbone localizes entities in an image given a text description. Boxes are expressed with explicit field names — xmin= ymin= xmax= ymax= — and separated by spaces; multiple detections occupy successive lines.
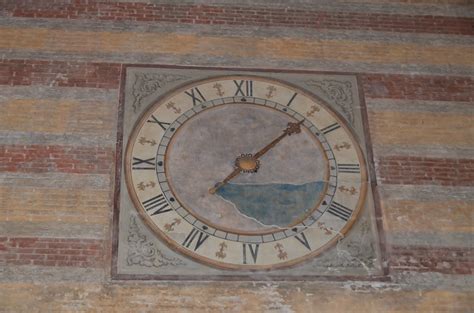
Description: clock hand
xmin=208 ymin=167 xmax=242 ymax=195
xmin=253 ymin=119 xmax=304 ymax=159
xmin=209 ymin=119 xmax=304 ymax=195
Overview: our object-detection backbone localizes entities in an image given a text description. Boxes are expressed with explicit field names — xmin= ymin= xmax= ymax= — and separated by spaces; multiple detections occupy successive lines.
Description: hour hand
xmin=209 ymin=154 xmax=260 ymax=194
xmin=209 ymin=167 xmax=241 ymax=194
xmin=209 ymin=120 xmax=304 ymax=195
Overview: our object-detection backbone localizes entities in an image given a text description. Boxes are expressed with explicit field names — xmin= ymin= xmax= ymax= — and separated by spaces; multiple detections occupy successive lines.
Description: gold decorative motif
xmin=137 ymin=181 xmax=156 ymax=191
xmin=215 ymin=242 xmax=227 ymax=259
xmin=138 ymin=137 xmax=157 ymax=146
xmin=274 ymin=243 xmax=288 ymax=260
xmin=334 ymin=142 xmax=351 ymax=151
xmin=166 ymin=101 xmax=181 ymax=114
xmin=285 ymin=120 xmax=303 ymax=136
xmin=213 ymin=83 xmax=225 ymax=97
xmin=306 ymin=105 xmax=320 ymax=117
xmin=339 ymin=186 xmax=357 ymax=195
xmin=235 ymin=154 xmax=260 ymax=173
xmin=317 ymin=222 xmax=334 ymax=235
xmin=266 ymin=85 xmax=277 ymax=98
xmin=164 ymin=218 xmax=181 ymax=232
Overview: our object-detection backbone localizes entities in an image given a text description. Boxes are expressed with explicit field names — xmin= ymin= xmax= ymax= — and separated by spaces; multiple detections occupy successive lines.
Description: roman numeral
xmin=321 ymin=122 xmax=341 ymax=134
xmin=185 ymin=87 xmax=206 ymax=106
xmin=327 ymin=201 xmax=352 ymax=221
xmin=234 ymin=80 xmax=253 ymax=96
xmin=142 ymin=194 xmax=172 ymax=216
xmin=338 ymin=164 xmax=360 ymax=173
xmin=147 ymin=114 xmax=171 ymax=130
xmin=294 ymin=232 xmax=311 ymax=251
xmin=242 ymin=243 xmax=259 ymax=264
xmin=182 ymin=228 xmax=209 ymax=251
xmin=132 ymin=157 xmax=155 ymax=170
xmin=286 ymin=92 xmax=298 ymax=106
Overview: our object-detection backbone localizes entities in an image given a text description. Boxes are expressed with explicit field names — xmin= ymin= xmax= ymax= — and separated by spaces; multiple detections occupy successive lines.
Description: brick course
xmin=2 ymin=60 xmax=473 ymax=105
xmin=0 ymin=145 xmax=114 ymax=174
xmin=362 ymin=74 xmax=474 ymax=102
xmin=0 ymin=237 xmax=104 ymax=267
xmin=0 ymin=59 xmax=121 ymax=89
xmin=377 ymin=156 xmax=474 ymax=186
xmin=2 ymin=1 xmax=472 ymax=35
xmin=390 ymin=246 xmax=473 ymax=275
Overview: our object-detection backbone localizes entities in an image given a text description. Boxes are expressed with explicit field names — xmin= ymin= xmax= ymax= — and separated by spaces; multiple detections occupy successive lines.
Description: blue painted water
xmin=216 ymin=181 xmax=325 ymax=227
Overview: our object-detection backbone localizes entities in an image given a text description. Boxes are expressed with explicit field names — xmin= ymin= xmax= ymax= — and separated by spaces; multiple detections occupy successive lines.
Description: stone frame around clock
xmin=111 ymin=64 xmax=389 ymax=281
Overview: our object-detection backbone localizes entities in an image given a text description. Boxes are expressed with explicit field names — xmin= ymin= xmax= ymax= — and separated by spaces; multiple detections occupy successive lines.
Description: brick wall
xmin=2 ymin=1 xmax=473 ymax=35
xmin=377 ymin=156 xmax=474 ymax=186
xmin=0 ymin=237 xmax=104 ymax=268
xmin=0 ymin=0 xmax=472 ymax=312
xmin=0 ymin=145 xmax=113 ymax=174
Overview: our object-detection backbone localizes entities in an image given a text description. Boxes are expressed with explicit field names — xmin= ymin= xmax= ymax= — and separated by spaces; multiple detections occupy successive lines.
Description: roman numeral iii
xmin=338 ymin=164 xmax=360 ymax=173
xmin=327 ymin=201 xmax=352 ymax=221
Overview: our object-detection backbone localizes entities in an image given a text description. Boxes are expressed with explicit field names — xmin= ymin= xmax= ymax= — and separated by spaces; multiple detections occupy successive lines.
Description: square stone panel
xmin=112 ymin=65 xmax=386 ymax=281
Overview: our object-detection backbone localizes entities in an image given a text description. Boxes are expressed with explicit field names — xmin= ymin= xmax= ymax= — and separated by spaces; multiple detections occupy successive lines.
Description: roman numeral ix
xmin=132 ymin=157 xmax=155 ymax=170
xmin=327 ymin=201 xmax=353 ymax=221
xmin=142 ymin=194 xmax=172 ymax=216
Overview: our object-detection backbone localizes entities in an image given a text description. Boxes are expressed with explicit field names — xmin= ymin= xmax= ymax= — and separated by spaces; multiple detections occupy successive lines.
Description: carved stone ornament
xmin=317 ymin=220 xmax=376 ymax=270
xmin=132 ymin=73 xmax=186 ymax=112
xmin=305 ymin=79 xmax=354 ymax=124
xmin=127 ymin=216 xmax=185 ymax=268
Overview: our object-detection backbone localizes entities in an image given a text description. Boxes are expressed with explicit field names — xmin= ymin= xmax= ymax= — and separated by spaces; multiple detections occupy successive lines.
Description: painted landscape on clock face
xmin=167 ymin=103 xmax=328 ymax=232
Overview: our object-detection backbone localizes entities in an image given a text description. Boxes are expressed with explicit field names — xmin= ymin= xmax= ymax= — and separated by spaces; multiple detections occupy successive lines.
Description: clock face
xmin=125 ymin=75 xmax=367 ymax=270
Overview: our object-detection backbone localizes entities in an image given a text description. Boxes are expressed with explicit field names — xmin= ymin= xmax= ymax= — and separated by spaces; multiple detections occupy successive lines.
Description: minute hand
xmin=253 ymin=119 xmax=304 ymax=159
xmin=208 ymin=119 xmax=304 ymax=195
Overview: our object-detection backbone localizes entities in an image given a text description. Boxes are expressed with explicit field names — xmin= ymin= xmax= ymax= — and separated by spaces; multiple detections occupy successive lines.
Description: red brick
xmin=377 ymin=156 xmax=474 ymax=186
xmin=362 ymin=74 xmax=474 ymax=102
xmin=1 ymin=236 xmax=104 ymax=268
xmin=390 ymin=246 xmax=473 ymax=275
xmin=1 ymin=1 xmax=472 ymax=35
xmin=0 ymin=145 xmax=114 ymax=175
xmin=0 ymin=59 xmax=121 ymax=89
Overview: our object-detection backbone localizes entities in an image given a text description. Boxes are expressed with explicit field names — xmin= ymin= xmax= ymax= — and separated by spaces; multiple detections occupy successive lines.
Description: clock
xmin=125 ymin=75 xmax=367 ymax=270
